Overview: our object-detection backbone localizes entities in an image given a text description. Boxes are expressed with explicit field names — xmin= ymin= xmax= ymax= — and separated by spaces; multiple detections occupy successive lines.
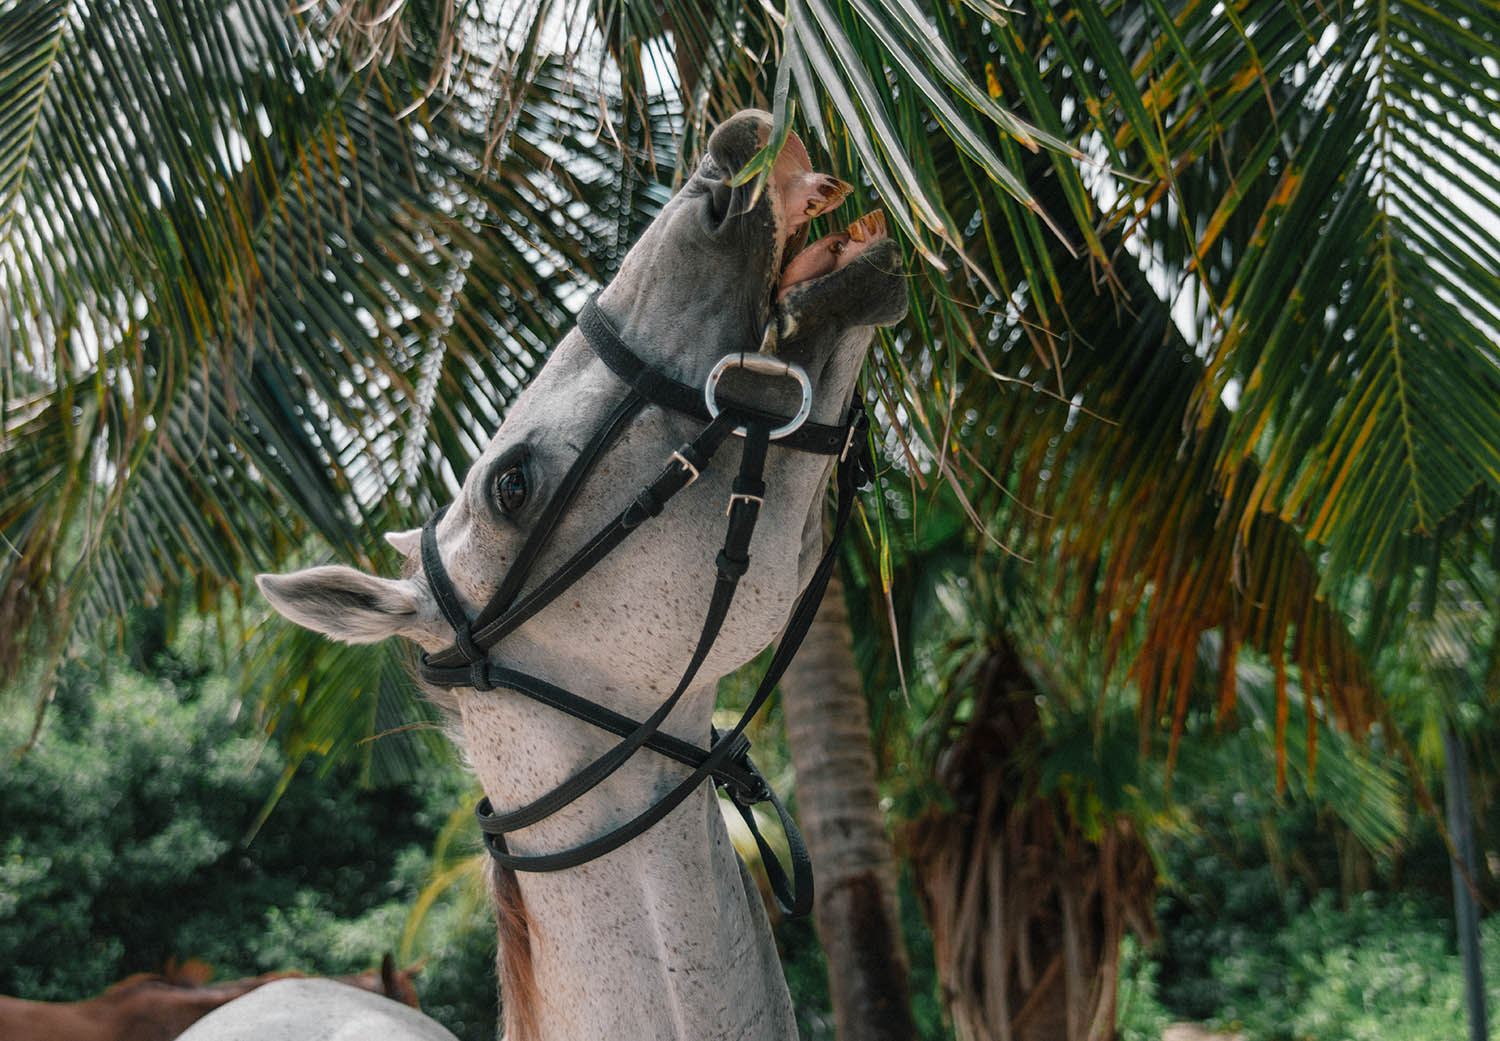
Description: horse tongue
xmin=776 ymin=210 xmax=888 ymax=299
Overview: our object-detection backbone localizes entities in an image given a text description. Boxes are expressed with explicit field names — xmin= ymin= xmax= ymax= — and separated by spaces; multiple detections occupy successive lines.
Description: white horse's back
xmin=175 ymin=978 xmax=459 ymax=1041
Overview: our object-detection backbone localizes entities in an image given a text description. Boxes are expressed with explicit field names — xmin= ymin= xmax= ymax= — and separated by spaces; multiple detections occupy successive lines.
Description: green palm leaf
xmin=1045 ymin=0 xmax=1500 ymax=578
xmin=9 ymin=0 xmax=1499 ymax=800
xmin=0 ymin=0 xmax=655 ymax=770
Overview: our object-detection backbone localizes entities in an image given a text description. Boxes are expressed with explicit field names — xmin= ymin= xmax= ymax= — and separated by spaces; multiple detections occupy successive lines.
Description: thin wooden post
xmin=1444 ymin=726 xmax=1489 ymax=1041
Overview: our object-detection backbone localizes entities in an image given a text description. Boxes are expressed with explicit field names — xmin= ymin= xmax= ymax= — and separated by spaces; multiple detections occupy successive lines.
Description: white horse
xmin=189 ymin=109 xmax=905 ymax=1041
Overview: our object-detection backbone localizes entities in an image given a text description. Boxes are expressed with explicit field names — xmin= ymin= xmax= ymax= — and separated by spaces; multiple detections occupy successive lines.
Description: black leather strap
xmin=425 ymin=300 xmax=862 ymax=674
xmin=423 ymin=392 xmax=651 ymax=673
xmin=580 ymin=296 xmax=851 ymax=456
xmin=470 ymin=392 xmax=647 ymax=636
xmin=471 ymin=423 xmax=775 ymax=865
xmin=420 ymin=505 xmax=479 ymax=660
xmin=471 ymin=411 xmax=867 ymax=916
xmin=413 ymin=286 xmax=880 ymax=917
xmin=729 ymin=782 xmax=812 ymax=919
xmin=421 ymin=410 xmax=741 ymax=676
xmin=464 ymin=666 xmax=765 ymax=795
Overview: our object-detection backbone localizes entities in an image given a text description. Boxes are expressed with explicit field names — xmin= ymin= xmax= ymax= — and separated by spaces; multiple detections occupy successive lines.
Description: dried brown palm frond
xmin=904 ymin=636 xmax=1157 ymax=1041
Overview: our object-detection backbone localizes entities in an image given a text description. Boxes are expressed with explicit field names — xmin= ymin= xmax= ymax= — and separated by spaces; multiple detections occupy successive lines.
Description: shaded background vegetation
xmin=5 ymin=599 xmax=1499 ymax=1040
xmin=1 ymin=610 xmax=497 ymax=1040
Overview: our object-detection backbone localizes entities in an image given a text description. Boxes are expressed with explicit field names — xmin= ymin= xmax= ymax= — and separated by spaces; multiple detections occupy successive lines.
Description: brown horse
xmin=0 ymin=956 xmax=419 ymax=1041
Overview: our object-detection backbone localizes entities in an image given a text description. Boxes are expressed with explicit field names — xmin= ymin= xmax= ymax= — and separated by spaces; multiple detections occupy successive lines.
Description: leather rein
xmin=416 ymin=296 xmax=874 ymax=918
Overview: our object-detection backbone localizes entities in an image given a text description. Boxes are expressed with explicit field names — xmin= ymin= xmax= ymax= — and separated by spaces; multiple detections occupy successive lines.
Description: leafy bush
xmin=1121 ymin=887 xmax=1500 ymax=1041
xmin=0 ymin=615 xmax=498 ymax=1040
xmin=1116 ymin=933 xmax=1175 ymax=1041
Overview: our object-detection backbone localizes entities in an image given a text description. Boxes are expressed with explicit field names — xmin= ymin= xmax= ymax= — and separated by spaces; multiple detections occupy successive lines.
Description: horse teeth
xmin=820 ymin=177 xmax=853 ymax=202
xmin=846 ymin=210 xmax=886 ymax=242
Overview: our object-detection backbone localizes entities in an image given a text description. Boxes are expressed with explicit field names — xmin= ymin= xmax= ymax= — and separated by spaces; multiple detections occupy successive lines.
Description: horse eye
xmin=494 ymin=465 xmax=528 ymax=514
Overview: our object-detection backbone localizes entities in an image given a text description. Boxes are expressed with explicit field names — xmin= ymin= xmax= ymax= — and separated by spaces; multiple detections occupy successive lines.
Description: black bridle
xmin=416 ymin=296 xmax=874 ymax=917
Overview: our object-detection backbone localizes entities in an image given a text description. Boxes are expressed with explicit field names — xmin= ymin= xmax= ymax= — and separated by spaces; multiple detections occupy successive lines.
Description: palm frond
xmin=1055 ymin=0 xmax=1500 ymax=577
xmin=0 ymin=0 xmax=665 ymax=765
xmin=837 ymin=0 xmax=1500 ymax=785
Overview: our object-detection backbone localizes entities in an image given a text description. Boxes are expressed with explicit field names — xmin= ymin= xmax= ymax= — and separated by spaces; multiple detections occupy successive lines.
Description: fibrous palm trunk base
xmin=906 ymin=638 xmax=1156 ymax=1041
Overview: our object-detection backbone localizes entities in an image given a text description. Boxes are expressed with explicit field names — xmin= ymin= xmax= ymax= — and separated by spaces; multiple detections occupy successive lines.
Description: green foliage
xmin=395 ymin=885 xmax=498 ymax=1041
xmin=0 ymin=612 xmax=497 ymax=1041
xmin=778 ymin=910 xmax=835 ymax=1040
xmin=899 ymin=870 xmax=952 ymax=1041
xmin=1115 ymin=934 xmax=1176 ymax=1041
xmin=1147 ymin=758 xmax=1417 ymax=1027
xmin=0 ymin=0 xmax=658 ymax=766
xmin=776 ymin=869 xmax=952 ymax=1041
xmin=1123 ymin=890 xmax=1500 ymax=1041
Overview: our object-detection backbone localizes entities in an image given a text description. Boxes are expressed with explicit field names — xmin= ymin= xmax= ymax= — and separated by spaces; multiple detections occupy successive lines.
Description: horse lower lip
xmin=777 ymin=210 xmax=888 ymax=296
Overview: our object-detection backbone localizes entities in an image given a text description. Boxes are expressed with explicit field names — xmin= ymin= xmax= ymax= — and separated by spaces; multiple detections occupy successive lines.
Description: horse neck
xmin=498 ymin=788 xmax=794 ymax=1041
xmin=457 ymin=690 xmax=796 ymax=1041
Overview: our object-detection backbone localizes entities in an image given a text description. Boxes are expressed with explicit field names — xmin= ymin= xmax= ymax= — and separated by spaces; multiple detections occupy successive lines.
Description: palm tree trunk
xmin=905 ymin=636 xmax=1158 ymax=1041
xmin=781 ymin=569 xmax=918 ymax=1041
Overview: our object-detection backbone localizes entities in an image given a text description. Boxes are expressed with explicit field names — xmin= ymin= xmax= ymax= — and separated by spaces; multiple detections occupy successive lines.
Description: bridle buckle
xmin=704 ymin=353 xmax=813 ymax=441
xmin=726 ymin=491 xmax=766 ymax=516
xmin=839 ymin=422 xmax=860 ymax=462
xmin=670 ymin=450 xmax=701 ymax=486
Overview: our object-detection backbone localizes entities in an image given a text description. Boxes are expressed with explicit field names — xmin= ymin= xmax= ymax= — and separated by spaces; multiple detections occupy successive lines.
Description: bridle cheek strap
xmin=421 ymin=391 xmax=649 ymax=672
xmin=471 ymin=409 xmax=869 ymax=917
xmin=415 ymin=300 xmax=876 ymax=918
xmin=446 ymin=419 xmax=762 ymax=841
xmin=420 ymin=506 xmax=479 ymax=663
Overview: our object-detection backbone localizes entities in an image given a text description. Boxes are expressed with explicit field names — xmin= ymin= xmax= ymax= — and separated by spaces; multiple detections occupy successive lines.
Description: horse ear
xmin=256 ymin=566 xmax=432 ymax=645
xmin=384 ymin=528 xmax=421 ymax=558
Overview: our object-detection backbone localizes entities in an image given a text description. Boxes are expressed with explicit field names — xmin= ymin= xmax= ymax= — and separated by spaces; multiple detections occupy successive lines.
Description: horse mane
xmin=489 ymin=854 xmax=540 ymax=1041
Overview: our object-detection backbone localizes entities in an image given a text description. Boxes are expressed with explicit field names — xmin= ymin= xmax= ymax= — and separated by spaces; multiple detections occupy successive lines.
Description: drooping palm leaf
xmin=846 ymin=108 xmax=1374 ymax=789
xmin=8 ymin=0 xmax=1497 ymax=793
xmin=1059 ymin=0 xmax=1500 ymax=578
xmin=0 ymin=0 xmax=665 ymax=776
xmin=836 ymin=1 xmax=1500 ymax=773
